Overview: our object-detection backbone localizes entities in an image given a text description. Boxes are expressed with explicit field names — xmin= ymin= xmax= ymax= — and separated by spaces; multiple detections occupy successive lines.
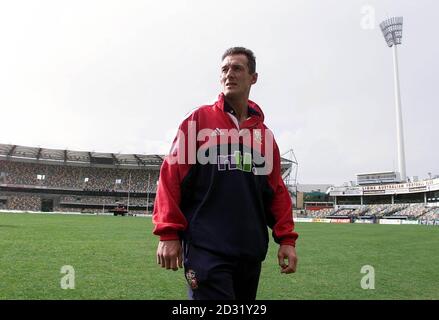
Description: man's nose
xmin=225 ymin=69 xmax=235 ymax=79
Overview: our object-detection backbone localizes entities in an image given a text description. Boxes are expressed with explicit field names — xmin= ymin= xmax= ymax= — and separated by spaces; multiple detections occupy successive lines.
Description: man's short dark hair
xmin=222 ymin=47 xmax=256 ymax=74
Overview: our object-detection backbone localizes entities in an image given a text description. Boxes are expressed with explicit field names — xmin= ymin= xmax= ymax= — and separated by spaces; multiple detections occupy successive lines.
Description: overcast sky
xmin=0 ymin=0 xmax=437 ymax=185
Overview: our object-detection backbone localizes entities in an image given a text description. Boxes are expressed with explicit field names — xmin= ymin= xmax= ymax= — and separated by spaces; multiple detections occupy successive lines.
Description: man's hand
xmin=278 ymin=244 xmax=298 ymax=274
xmin=156 ymin=240 xmax=183 ymax=271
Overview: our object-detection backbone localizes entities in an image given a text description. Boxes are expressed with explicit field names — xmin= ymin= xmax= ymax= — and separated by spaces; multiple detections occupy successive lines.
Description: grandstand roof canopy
xmin=0 ymin=143 xmax=164 ymax=168
xmin=0 ymin=143 xmax=293 ymax=170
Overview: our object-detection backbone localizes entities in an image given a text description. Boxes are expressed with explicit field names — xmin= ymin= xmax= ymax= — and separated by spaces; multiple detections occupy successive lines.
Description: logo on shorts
xmin=185 ymin=269 xmax=198 ymax=290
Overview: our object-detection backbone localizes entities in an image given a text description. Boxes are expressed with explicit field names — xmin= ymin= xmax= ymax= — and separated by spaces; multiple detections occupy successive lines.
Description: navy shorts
xmin=183 ymin=243 xmax=262 ymax=300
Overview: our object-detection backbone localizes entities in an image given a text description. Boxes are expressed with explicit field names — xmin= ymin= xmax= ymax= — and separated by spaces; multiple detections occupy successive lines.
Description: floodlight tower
xmin=380 ymin=17 xmax=407 ymax=182
xmin=281 ymin=148 xmax=299 ymax=208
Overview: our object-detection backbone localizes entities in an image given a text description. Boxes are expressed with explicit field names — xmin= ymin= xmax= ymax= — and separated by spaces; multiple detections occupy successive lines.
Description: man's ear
xmin=251 ymin=72 xmax=258 ymax=85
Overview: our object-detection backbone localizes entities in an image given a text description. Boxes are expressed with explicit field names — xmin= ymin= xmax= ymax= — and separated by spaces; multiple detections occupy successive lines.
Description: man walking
xmin=153 ymin=47 xmax=298 ymax=300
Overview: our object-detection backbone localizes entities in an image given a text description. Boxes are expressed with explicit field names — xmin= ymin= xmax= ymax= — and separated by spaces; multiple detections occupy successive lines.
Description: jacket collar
xmin=216 ymin=93 xmax=265 ymax=123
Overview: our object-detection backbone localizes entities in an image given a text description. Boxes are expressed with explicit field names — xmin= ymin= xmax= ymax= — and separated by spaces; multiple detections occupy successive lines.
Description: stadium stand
xmin=314 ymin=179 xmax=439 ymax=223
xmin=0 ymin=144 xmax=163 ymax=214
xmin=306 ymin=203 xmax=439 ymax=222
xmin=0 ymin=143 xmax=293 ymax=215
xmin=2 ymin=143 xmax=436 ymax=224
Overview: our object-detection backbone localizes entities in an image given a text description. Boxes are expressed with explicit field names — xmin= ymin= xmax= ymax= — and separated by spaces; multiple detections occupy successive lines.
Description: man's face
xmin=220 ymin=54 xmax=258 ymax=99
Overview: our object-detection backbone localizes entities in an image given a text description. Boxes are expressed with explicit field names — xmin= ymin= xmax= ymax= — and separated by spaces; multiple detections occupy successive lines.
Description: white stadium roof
xmin=0 ymin=143 xmax=164 ymax=168
xmin=0 ymin=143 xmax=292 ymax=170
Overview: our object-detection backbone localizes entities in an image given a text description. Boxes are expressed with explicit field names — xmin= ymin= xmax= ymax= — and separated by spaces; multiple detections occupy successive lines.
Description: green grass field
xmin=0 ymin=212 xmax=438 ymax=300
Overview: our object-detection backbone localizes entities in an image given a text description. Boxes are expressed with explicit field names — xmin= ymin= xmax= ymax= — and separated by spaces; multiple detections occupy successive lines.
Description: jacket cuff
xmin=279 ymin=239 xmax=296 ymax=247
xmin=159 ymin=232 xmax=180 ymax=241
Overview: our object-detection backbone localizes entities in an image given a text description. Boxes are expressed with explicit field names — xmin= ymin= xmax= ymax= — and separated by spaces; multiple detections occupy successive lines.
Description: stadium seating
xmin=306 ymin=203 xmax=439 ymax=221
xmin=0 ymin=159 xmax=158 ymax=214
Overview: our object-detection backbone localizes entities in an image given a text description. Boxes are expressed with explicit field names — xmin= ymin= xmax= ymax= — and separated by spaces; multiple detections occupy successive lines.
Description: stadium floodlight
xmin=380 ymin=17 xmax=403 ymax=47
xmin=380 ymin=16 xmax=407 ymax=182
xmin=281 ymin=149 xmax=299 ymax=211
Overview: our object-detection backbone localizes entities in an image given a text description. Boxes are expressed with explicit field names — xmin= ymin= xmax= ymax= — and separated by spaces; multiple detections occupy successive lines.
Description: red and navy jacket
xmin=152 ymin=93 xmax=298 ymax=261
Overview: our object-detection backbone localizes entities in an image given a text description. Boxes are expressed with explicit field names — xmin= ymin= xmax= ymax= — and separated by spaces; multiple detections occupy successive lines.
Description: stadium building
xmin=0 ymin=143 xmax=162 ymax=215
xmin=305 ymin=171 xmax=439 ymax=224
xmin=0 ymin=143 xmax=294 ymax=215
xmin=294 ymin=183 xmax=334 ymax=212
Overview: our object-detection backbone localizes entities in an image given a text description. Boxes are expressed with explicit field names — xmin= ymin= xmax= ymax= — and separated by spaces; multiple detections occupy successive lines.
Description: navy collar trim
xmin=223 ymin=100 xmax=260 ymax=117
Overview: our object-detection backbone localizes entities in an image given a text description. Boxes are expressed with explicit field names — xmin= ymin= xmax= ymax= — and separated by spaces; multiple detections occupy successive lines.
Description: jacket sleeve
xmin=267 ymin=137 xmax=299 ymax=247
xmin=152 ymin=112 xmax=197 ymax=241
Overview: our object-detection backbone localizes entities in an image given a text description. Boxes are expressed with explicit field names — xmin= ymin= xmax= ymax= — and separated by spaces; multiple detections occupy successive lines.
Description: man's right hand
xmin=156 ymin=240 xmax=183 ymax=271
